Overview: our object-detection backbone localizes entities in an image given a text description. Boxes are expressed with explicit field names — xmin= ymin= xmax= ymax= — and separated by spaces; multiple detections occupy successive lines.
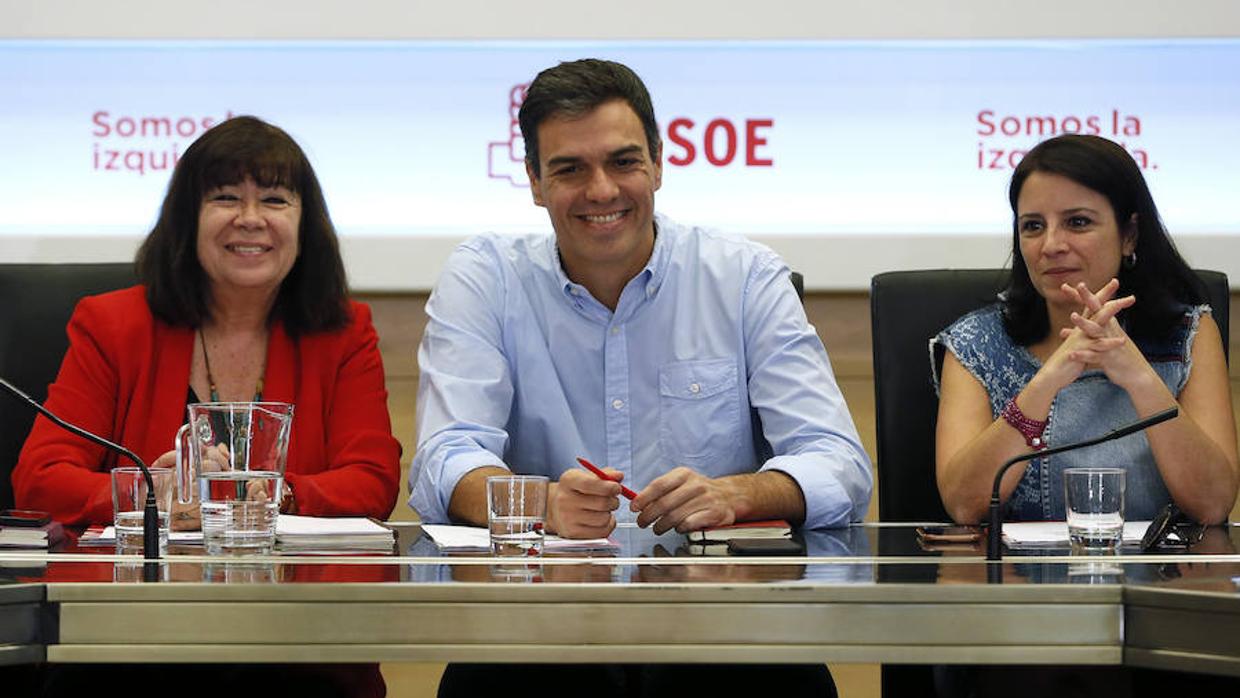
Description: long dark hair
xmin=1002 ymin=134 xmax=1206 ymax=345
xmin=135 ymin=116 xmax=349 ymax=335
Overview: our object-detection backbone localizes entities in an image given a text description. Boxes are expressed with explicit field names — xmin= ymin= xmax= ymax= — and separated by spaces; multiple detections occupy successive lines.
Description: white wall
xmin=4 ymin=2 xmax=1238 ymax=290
xmin=5 ymin=1 xmax=1239 ymax=39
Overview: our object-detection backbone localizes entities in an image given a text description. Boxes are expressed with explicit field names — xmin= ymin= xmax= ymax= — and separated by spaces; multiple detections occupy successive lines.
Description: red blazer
xmin=13 ymin=286 xmax=401 ymax=526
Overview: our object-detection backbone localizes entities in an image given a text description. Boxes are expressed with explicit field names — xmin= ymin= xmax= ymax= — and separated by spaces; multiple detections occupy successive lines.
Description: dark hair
xmin=135 ymin=115 xmax=349 ymax=335
xmin=1002 ymin=134 xmax=1206 ymax=344
xmin=518 ymin=58 xmax=661 ymax=177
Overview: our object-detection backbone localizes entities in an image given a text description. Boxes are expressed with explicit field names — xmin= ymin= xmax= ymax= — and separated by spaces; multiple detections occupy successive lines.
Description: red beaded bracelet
xmin=1001 ymin=397 xmax=1048 ymax=450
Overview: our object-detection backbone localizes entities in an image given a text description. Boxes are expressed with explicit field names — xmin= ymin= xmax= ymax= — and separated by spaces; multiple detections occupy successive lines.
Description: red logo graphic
xmin=485 ymin=83 xmax=775 ymax=186
xmin=666 ymin=118 xmax=774 ymax=167
xmin=487 ymin=84 xmax=530 ymax=188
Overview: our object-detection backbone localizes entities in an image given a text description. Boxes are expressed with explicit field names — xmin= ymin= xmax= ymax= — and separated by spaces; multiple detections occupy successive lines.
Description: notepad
xmin=685 ymin=519 xmax=793 ymax=544
xmin=0 ymin=521 xmax=65 ymax=549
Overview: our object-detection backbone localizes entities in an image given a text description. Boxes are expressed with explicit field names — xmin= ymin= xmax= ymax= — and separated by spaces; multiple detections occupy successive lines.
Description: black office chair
xmin=870 ymin=269 xmax=1010 ymax=523
xmin=869 ymin=268 xmax=1229 ymax=698
xmin=0 ymin=263 xmax=136 ymax=510
xmin=789 ymin=270 xmax=804 ymax=302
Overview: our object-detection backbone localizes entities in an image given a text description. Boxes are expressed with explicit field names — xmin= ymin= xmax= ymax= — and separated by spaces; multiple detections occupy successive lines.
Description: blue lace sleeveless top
xmin=931 ymin=303 xmax=1208 ymax=521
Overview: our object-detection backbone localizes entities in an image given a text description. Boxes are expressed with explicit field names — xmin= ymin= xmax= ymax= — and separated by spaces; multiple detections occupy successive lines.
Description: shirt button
xmin=610 ymin=326 xmax=620 ymax=335
xmin=612 ymin=399 xmax=624 ymax=410
xmin=689 ymin=383 xmax=701 ymax=394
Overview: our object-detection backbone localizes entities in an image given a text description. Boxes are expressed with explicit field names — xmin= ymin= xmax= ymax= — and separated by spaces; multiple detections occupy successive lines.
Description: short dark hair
xmin=518 ymin=58 xmax=661 ymax=177
xmin=135 ymin=115 xmax=349 ymax=335
xmin=1002 ymin=134 xmax=1206 ymax=345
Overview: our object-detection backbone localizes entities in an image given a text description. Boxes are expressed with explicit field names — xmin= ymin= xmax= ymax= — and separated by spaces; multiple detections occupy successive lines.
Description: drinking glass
xmin=1064 ymin=467 xmax=1126 ymax=549
xmin=111 ymin=466 xmax=174 ymax=552
xmin=486 ymin=475 xmax=548 ymax=557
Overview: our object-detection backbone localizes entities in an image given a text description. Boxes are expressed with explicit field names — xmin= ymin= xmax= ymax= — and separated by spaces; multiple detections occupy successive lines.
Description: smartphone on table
xmin=0 ymin=509 xmax=52 ymax=527
xmin=915 ymin=525 xmax=982 ymax=544
xmin=727 ymin=537 xmax=806 ymax=556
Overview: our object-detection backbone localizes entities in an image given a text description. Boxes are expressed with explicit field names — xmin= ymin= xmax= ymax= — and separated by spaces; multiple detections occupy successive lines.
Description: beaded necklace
xmin=199 ymin=329 xmax=266 ymax=402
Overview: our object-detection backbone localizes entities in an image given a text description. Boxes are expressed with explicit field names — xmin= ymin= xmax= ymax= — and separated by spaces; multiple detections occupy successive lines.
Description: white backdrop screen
xmin=2 ymin=40 xmax=1238 ymax=289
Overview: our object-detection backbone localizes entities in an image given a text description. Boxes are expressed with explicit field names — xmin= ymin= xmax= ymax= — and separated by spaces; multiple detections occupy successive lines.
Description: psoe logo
xmin=486 ymin=83 xmax=776 ymax=187
xmin=487 ymin=84 xmax=529 ymax=188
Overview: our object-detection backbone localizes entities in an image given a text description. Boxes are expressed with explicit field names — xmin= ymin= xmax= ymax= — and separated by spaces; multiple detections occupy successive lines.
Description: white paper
xmin=0 ymin=530 xmax=50 ymax=548
xmin=87 ymin=527 xmax=204 ymax=545
xmin=84 ymin=515 xmax=392 ymax=548
xmin=1002 ymin=520 xmax=1151 ymax=548
xmin=276 ymin=514 xmax=390 ymax=536
xmin=420 ymin=524 xmax=618 ymax=552
xmin=275 ymin=515 xmax=393 ymax=552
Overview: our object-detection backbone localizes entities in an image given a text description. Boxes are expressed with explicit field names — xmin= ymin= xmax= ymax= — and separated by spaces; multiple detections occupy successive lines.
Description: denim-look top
xmin=931 ymin=303 xmax=1208 ymax=521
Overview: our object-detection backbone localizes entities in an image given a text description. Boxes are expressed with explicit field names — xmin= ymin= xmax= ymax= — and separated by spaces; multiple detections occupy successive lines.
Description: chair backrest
xmin=789 ymin=270 xmax=804 ymax=302
xmin=870 ymin=268 xmax=1229 ymax=523
xmin=0 ymin=263 xmax=136 ymax=509
xmin=1202 ymin=270 xmax=1231 ymax=353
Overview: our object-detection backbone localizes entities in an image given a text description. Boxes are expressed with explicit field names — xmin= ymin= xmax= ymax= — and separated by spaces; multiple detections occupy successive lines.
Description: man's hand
xmin=548 ymin=468 xmax=623 ymax=539
xmin=631 ymin=467 xmax=739 ymax=535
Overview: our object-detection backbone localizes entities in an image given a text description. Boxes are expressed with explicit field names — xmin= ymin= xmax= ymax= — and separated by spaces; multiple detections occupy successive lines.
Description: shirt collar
xmin=551 ymin=213 xmax=670 ymax=303
xmin=550 ymin=238 xmax=581 ymax=303
xmin=642 ymin=214 xmax=671 ymax=300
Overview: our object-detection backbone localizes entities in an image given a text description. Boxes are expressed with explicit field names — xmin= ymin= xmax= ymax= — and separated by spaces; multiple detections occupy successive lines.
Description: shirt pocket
xmin=658 ymin=358 xmax=741 ymax=466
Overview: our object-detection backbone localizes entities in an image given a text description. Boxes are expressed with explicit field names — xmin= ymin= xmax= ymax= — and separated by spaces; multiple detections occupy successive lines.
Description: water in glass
xmin=489 ymin=515 xmax=545 ymax=556
xmin=200 ymin=470 xmax=282 ymax=554
xmin=114 ymin=509 xmax=170 ymax=550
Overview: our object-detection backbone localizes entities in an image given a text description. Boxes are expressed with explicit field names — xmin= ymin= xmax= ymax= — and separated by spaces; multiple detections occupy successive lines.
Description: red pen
xmin=576 ymin=457 xmax=637 ymax=500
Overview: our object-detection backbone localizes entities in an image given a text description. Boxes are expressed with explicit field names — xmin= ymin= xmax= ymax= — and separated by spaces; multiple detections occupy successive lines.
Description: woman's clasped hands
xmin=1043 ymin=278 xmax=1147 ymax=390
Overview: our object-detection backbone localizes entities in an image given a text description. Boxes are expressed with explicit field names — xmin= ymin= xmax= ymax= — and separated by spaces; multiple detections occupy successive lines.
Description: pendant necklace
xmin=199 ymin=329 xmax=266 ymax=402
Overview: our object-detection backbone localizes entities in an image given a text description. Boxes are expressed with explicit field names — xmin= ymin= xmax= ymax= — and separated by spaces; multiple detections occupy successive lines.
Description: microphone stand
xmin=1 ymin=377 xmax=162 ymax=562
xmin=986 ymin=406 xmax=1179 ymax=561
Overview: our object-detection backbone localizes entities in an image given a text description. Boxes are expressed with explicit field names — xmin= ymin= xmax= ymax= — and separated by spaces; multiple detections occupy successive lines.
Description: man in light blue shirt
xmin=410 ymin=59 xmax=872 ymax=540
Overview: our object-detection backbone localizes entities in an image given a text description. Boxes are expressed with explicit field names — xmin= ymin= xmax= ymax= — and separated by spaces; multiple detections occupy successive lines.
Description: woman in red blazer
xmin=14 ymin=116 xmax=399 ymax=698
xmin=14 ymin=116 xmax=400 ymax=527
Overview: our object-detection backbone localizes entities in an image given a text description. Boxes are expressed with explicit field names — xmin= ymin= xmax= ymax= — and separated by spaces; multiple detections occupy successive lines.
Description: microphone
xmin=0 ymin=377 xmax=162 ymax=561
xmin=986 ymin=405 xmax=1179 ymax=561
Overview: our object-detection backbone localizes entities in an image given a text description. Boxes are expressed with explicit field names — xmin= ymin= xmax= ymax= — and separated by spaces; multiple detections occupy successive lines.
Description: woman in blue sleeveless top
xmin=934 ymin=134 xmax=1237 ymax=525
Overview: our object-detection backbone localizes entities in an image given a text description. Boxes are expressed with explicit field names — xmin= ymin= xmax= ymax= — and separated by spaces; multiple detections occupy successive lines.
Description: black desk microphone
xmin=1 ymin=376 xmax=162 ymax=561
xmin=986 ymin=406 xmax=1179 ymax=561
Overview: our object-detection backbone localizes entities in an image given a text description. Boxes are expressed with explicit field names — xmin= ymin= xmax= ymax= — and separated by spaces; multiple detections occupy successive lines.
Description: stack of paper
xmin=420 ymin=524 xmax=618 ymax=553
xmin=0 ymin=521 xmax=65 ymax=549
xmin=276 ymin=515 xmax=394 ymax=553
xmin=1002 ymin=521 xmax=1151 ymax=549
xmin=80 ymin=527 xmax=202 ymax=546
xmin=80 ymin=515 xmax=394 ymax=553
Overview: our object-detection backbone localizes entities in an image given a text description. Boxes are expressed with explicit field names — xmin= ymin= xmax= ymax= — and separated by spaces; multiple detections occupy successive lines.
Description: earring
xmin=1123 ymin=251 xmax=1137 ymax=269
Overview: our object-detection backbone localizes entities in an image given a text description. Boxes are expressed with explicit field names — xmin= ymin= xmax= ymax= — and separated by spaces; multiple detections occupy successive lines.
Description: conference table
xmin=2 ymin=523 xmax=1240 ymax=677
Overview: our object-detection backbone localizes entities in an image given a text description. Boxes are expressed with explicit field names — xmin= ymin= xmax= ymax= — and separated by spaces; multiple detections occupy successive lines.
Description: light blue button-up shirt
xmin=410 ymin=216 xmax=872 ymax=529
